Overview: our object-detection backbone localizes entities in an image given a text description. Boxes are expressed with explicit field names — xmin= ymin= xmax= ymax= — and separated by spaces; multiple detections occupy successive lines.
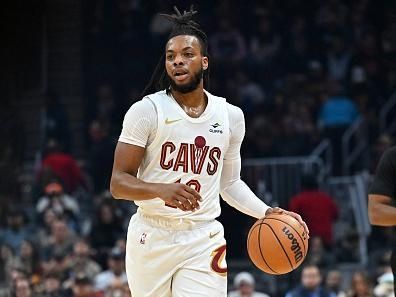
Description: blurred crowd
xmin=1 ymin=0 xmax=396 ymax=297
xmin=81 ymin=0 xmax=395 ymax=166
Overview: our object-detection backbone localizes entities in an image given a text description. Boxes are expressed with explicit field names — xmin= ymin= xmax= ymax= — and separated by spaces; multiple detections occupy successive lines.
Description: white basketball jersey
xmin=136 ymin=90 xmax=230 ymax=221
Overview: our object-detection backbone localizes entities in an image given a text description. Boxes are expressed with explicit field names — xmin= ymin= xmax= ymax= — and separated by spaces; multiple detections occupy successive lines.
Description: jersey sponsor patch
xmin=209 ymin=122 xmax=223 ymax=134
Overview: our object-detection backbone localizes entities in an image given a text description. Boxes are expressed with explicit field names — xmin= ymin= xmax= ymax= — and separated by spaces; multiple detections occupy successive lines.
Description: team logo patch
xmin=210 ymin=245 xmax=227 ymax=276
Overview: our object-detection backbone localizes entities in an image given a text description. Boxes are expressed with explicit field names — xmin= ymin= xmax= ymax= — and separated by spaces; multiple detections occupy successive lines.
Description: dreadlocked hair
xmin=141 ymin=5 xmax=209 ymax=97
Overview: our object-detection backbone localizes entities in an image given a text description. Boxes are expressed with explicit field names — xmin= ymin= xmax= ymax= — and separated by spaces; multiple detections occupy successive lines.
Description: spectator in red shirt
xmin=288 ymin=174 xmax=339 ymax=247
xmin=39 ymin=139 xmax=85 ymax=193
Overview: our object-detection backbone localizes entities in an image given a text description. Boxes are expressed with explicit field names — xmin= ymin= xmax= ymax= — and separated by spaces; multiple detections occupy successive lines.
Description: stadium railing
xmin=242 ymin=140 xmax=331 ymax=208
xmin=380 ymin=90 xmax=396 ymax=135
xmin=341 ymin=116 xmax=369 ymax=176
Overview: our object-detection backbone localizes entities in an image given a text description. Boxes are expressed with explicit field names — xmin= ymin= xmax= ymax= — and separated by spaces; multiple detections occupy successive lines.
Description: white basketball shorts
xmin=125 ymin=211 xmax=227 ymax=297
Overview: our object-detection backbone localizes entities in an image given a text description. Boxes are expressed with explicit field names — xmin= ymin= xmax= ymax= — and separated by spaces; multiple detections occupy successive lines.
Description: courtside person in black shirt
xmin=368 ymin=146 xmax=396 ymax=294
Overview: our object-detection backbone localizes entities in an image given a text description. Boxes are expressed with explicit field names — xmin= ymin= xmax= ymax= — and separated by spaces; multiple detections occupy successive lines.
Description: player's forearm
xmin=368 ymin=199 xmax=396 ymax=226
xmin=220 ymin=179 xmax=270 ymax=219
xmin=110 ymin=172 xmax=162 ymax=201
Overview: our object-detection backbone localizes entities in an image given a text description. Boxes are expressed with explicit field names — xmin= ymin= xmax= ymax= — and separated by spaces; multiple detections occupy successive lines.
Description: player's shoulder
xmin=122 ymin=96 xmax=158 ymax=125
xmin=206 ymin=90 xmax=245 ymax=124
xmin=225 ymin=101 xmax=244 ymax=117
xmin=125 ymin=94 xmax=158 ymax=114
xmin=224 ymin=101 xmax=245 ymax=125
xmin=144 ymin=89 xmax=168 ymax=101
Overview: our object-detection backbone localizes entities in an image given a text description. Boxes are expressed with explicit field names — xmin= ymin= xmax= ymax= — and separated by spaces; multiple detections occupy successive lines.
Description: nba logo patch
xmin=140 ymin=233 xmax=147 ymax=244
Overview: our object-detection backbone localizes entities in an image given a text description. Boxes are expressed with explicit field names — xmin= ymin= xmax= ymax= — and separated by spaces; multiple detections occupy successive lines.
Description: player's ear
xmin=202 ymin=56 xmax=208 ymax=71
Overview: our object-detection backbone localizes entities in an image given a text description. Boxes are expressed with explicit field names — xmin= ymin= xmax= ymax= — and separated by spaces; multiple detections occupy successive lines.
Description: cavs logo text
xmin=160 ymin=141 xmax=221 ymax=175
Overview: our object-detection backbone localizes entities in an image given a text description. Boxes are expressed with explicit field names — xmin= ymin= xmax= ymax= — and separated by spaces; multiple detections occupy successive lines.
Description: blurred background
xmin=1 ymin=0 xmax=395 ymax=296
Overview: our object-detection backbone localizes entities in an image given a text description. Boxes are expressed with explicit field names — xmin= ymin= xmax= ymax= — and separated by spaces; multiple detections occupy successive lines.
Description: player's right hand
xmin=158 ymin=183 xmax=202 ymax=211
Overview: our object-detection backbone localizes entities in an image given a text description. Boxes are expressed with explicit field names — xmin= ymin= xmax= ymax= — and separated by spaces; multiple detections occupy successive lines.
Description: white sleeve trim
xmin=118 ymin=137 xmax=146 ymax=148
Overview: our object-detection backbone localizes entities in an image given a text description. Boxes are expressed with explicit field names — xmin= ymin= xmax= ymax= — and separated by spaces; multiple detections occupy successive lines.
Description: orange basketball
xmin=247 ymin=213 xmax=308 ymax=275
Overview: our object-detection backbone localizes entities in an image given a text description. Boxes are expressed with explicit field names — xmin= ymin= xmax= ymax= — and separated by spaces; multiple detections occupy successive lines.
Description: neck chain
xmin=180 ymin=104 xmax=206 ymax=117
xmin=170 ymin=92 xmax=207 ymax=117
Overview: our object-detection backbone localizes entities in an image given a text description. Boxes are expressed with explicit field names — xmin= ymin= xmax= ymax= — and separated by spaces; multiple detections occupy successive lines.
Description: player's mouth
xmin=173 ymin=69 xmax=189 ymax=81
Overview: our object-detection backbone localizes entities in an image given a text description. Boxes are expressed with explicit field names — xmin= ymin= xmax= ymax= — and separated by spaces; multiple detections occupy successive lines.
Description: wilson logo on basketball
xmin=282 ymin=226 xmax=304 ymax=263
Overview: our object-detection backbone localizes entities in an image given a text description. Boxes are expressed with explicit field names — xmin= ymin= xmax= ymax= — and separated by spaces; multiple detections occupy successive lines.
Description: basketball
xmin=247 ymin=213 xmax=309 ymax=275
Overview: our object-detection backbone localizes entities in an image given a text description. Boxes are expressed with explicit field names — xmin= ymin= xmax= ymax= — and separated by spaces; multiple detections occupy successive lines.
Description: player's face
xmin=165 ymin=35 xmax=208 ymax=93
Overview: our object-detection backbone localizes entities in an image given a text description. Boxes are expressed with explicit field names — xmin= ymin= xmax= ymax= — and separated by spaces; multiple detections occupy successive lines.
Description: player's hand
xmin=265 ymin=207 xmax=310 ymax=238
xmin=158 ymin=183 xmax=202 ymax=212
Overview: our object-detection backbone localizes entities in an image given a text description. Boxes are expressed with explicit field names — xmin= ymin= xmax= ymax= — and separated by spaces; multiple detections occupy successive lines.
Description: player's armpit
xmin=368 ymin=194 xmax=396 ymax=226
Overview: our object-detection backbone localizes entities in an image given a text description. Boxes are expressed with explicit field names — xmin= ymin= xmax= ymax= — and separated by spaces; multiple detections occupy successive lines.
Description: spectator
xmin=347 ymin=271 xmax=376 ymax=297
xmin=325 ymin=34 xmax=352 ymax=82
xmin=14 ymin=240 xmax=41 ymax=277
xmin=70 ymin=239 xmax=101 ymax=281
xmin=249 ymin=15 xmax=281 ymax=66
xmin=288 ymin=174 xmax=339 ymax=247
xmin=0 ymin=208 xmax=32 ymax=254
xmin=39 ymin=90 xmax=71 ymax=153
xmin=36 ymin=182 xmax=79 ymax=231
xmin=36 ymin=209 xmax=59 ymax=249
xmin=88 ymin=120 xmax=115 ymax=194
xmin=4 ymin=267 xmax=29 ymax=297
xmin=374 ymin=268 xmax=394 ymax=297
xmin=93 ymin=84 xmax=123 ymax=131
xmin=89 ymin=201 xmax=123 ymax=265
xmin=41 ymin=251 xmax=71 ymax=283
xmin=326 ymin=269 xmax=347 ymax=297
xmin=335 ymin=229 xmax=361 ymax=263
xmin=285 ymin=264 xmax=335 ymax=297
xmin=318 ymin=81 xmax=360 ymax=129
xmin=67 ymin=274 xmax=100 ymax=297
xmin=0 ymin=244 xmax=16 ymax=285
xmin=113 ymin=239 xmax=126 ymax=254
xmin=105 ymin=283 xmax=130 ymax=297
xmin=210 ymin=19 xmax=246 ymax=63
xmin=15 ymin=278 xmax=32 ymax=297
xmin=228 ymin=271 xmax=270 ymax=297
xmin=40 ymin=271 xmax=67 ymax=297
xmin=275 ymin=114 xmax=313 ymax=157
xmin=305 ymin=237 xmax=336 ymax=269
xmin=38 ymin=139 xmax=85 ymax=193
xmin=235 ymin=72 xmax=266 ymax=115
xmin=318 ymin=81 xmax=360 ymax=174
xmin=43 ymin=219 xmax=77 ymax=262
xmin=283 ymin=37 xmax=310 ymax=76
xmin=94 ymin=248 xmax=127 ymax=292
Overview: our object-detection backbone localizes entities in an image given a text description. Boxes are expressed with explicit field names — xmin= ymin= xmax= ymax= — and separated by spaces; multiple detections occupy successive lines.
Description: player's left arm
xmin=220 ymin=105 xmax=309 ymax=235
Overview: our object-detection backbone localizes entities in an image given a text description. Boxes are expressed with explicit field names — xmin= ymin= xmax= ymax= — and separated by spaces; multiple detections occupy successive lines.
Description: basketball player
xmin=368 ymin=146 xmax=396 ymax=296
xmin=110 ymin=7 xmax=309 ymax=297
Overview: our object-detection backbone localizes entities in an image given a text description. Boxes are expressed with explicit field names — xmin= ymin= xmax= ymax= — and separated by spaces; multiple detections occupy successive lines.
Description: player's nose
xmin=173 ymin=54 xmax=184 ymax=66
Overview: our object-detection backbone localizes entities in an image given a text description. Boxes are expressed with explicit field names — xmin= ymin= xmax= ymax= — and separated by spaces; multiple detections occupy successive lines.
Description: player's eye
xmin=166 ymin=54 xmax=174 ymax=60
xmin=184 ymin=52 xmax=194 ymax=58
